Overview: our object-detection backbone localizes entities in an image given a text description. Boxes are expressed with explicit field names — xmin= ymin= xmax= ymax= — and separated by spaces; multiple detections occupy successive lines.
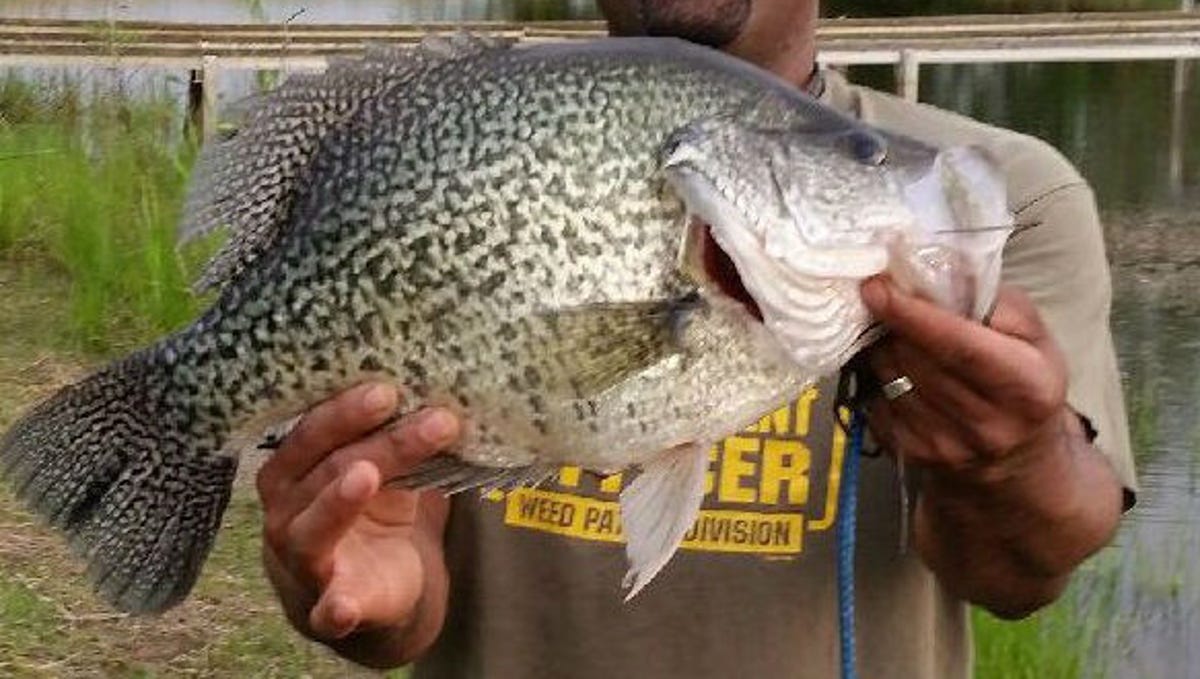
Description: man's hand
xmin=256 ymin=383 xmax=462 ymax=668
xmin=860 ymin=276 xmax=1123 ymax=618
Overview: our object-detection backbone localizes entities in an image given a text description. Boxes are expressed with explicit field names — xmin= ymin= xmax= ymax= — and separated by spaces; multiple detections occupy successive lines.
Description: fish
xmin=0 ymin=34 xmax=1011 ymax=613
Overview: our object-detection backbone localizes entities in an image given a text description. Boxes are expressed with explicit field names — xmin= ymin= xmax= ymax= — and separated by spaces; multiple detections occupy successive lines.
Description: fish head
xmin=662 ymin=116 xmax=1011 ymax=367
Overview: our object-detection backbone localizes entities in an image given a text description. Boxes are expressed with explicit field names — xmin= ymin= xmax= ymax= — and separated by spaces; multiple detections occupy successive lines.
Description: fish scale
xmin=0 ymin=35 xmax=1011 ymax=611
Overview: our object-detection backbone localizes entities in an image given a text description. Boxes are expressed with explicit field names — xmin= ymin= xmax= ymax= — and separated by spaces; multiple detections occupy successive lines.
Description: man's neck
xmin=721 ymin=3 xmax=819 ymax=89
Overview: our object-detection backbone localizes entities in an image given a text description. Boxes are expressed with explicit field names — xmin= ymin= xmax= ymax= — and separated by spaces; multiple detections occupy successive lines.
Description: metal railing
xmin=0 ymin=10 xmax=1195 ymax=139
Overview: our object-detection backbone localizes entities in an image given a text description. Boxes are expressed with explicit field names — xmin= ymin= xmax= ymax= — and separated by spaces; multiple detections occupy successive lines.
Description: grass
xmin=973 ymin=607 xmax=1084 ymax=679
xmin=0 ymin=75 xmax=204 ymax=355
xmin=974 ymin=538 xmax=1112 ymax=679
xmin=0 ymin=488 xmax=372 ymax=677
xmin=0 ymin=487 xmax=406 ymax=677
xmin=0 ymin=258 xmax=406 ymax=677
xmin=0 ymin=78 xmax=411 ymax=677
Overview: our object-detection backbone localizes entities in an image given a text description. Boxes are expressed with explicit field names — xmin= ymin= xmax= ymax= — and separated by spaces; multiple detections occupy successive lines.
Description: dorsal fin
xmin=180 ymin=32 xmax=514 ymax=291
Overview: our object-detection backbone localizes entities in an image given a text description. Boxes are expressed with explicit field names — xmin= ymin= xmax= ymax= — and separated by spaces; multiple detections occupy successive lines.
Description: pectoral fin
xmin=619 ymin=442 xmax=709 ymax=601
xmin=540 ymin=293 xmax=701 ymax=397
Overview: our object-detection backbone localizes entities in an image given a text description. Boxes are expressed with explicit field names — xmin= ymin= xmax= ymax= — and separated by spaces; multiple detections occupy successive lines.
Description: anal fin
xmin=620 ymin=443 xmax=709 ymax=601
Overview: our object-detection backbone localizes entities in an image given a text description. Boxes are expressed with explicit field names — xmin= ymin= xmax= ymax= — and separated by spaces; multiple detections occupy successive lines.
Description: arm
xmin=256 ymin=383 xmax=462 ymax=667
xmin=861 ymin=279 xmax=1124 ymax=619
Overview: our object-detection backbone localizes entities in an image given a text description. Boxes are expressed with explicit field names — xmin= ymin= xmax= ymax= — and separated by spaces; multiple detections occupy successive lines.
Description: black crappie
xmin=0 ymin=35 xmax=1010 ymax=612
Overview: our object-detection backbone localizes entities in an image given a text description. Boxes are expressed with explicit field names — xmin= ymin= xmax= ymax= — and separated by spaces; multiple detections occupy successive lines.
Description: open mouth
xmin=692 ymin=217 xmax=763 ymax=322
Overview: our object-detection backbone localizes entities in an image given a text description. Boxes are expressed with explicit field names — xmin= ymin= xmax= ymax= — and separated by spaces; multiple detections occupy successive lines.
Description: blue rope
xmin=837 ymin=410 xmax=866 ymax=679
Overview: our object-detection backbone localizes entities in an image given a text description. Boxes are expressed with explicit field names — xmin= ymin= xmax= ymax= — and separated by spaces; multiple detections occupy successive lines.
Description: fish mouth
xmin=688 ymin=216 xmax=763 ymax=322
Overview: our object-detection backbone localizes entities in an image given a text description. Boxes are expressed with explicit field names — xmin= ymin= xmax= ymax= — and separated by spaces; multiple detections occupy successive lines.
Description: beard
xmin=633 ymin=0 xmax=753 ymax=48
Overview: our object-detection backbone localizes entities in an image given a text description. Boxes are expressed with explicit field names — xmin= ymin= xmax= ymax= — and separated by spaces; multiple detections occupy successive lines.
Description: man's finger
xmin=866 ymin=354 xmax=975 ymax=468
xmin=880 ymin=339 xmax=997 ymax=424
xmin=257 ymin=383 xmax=399 ymax=502
xmin=278 ymin=408 xmax=461 ymax=522
xmin=980 ymin=285 xmax=1051 ymax=343
xmin=308 ymin=538 xmax=426 ymax=641
xmin=310 ymin=591 xmax=365 ymax=640
xmin=310 ymin=563 xmax=424 ymax=641
xmin=866 ymin=399 xmax=927 ymax=462
xmin=861 ymin=277 xmax=1044 ymax=393
xmin=284 ymin=460 xmax=382 ymax=583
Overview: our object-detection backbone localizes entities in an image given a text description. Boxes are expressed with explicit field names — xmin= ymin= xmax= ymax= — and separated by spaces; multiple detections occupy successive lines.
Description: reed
xmin=0 ymin=74 xmax=205 ymax=354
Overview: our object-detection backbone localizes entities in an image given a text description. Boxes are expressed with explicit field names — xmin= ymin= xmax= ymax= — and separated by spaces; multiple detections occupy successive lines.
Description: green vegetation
xmin=0 ymin=75 xmax=203 ymax=354
xmin=0 ymin=264 xmax=404 ymax=677
xmin=973 ymin=606 xmax=1086 ymax=679
xmin=972 ymin=538 xmax=1140 ymax=679
xmin=0 ymin=79 xmax=405 ymax=677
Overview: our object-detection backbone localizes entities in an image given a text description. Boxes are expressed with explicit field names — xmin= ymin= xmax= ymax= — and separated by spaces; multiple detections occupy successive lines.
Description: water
xmin=0 ymin=0 xmax=600 ymax=108
xmin=901 ymin=37 xmax=1200 ymax=679
xmin=2 ymin=1 xmax=1198 ymax=675
xmin=1094 ymin=200 xmax=1200 ymax=677
xmin=851 ymin=45 xmax=1200 ymax=679
xmin=837 ymin=54 xmax=1200 ymax=676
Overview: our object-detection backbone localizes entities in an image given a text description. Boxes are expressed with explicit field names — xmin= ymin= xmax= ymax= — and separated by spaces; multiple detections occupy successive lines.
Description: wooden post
xmin=1169 ymin=0 xmax=1193 ymax=195
xmin=895 ymin=50 xmax=920 ymax=102
xmin=186 ymin=54 xmax=220 ymax=142
xmin=1169 ymin=56 xmax=1190 ymax=196
xmin=186 ymin=67 xmax=203 ymax=140
xmin=200 ymin=54 xmax=220 ymax=142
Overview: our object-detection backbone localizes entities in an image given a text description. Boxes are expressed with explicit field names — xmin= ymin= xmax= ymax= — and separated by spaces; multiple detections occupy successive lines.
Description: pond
xmin=846 ymin=17 xmax=1199 ymax=679
xmin=1 ymin=1 xmax=1197 ymax=676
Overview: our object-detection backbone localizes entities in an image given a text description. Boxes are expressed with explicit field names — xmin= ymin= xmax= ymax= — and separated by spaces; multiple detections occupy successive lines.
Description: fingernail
xmin=861 ymin=277 xmax=889 ymax=313
xmin=362 ymin=384 xmax=396 ymax=415
xmin=321 ymin=595 xmax=360 ymax=639
xmin=332 ymin=597 xmax=358 ymax=633
xmin=418 ymin=409 xmax=460 ymax=446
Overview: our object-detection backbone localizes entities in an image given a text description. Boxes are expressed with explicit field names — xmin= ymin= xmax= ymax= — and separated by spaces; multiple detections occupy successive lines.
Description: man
xmin=255 ymin=1 xmax=1137 ymax=676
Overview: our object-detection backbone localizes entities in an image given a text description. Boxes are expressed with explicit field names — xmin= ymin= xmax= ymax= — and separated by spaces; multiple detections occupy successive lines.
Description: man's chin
xmin=609 ymin=0 xmax=753 ymax=48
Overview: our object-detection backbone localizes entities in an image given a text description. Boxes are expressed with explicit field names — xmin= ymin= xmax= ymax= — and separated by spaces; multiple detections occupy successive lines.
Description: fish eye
xmin=842 ymin=130 xmax=888 ymax=166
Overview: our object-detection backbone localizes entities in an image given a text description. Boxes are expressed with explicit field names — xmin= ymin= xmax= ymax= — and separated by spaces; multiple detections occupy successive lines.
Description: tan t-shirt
xmin=413 ymin=70 xmax=1137 ymax=679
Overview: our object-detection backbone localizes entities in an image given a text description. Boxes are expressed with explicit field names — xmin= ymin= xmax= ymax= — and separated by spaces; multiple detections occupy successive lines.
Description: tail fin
xmin=0 ymin=351 xmax=236 ymax=613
